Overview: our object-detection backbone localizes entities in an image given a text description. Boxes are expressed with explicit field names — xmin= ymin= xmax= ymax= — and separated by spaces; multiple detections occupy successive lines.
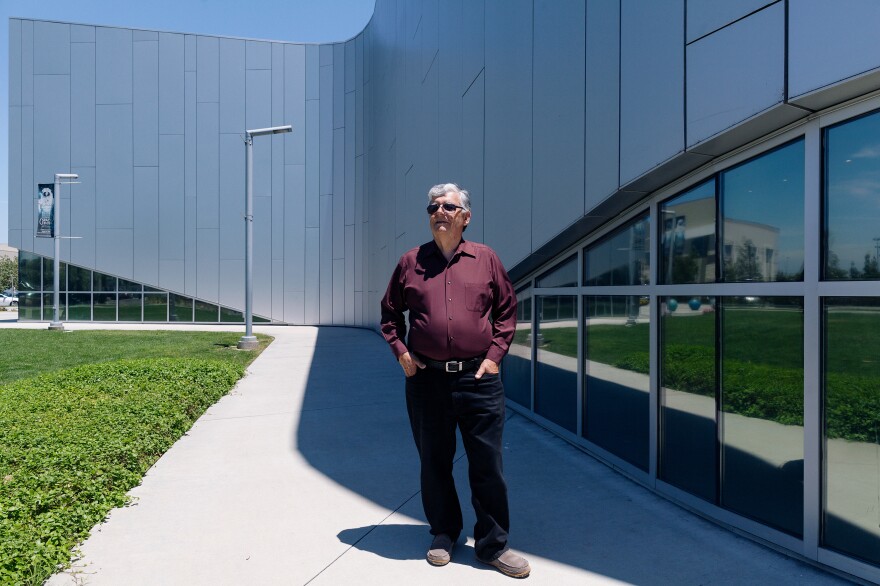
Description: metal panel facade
xmin=585 ymin=0 xmax=621 ymax=208
xmin=789 ymin=0 xmax=880 ymax=102
xmin=484 ymin=0 xmax=532 ymax=268
xmin=96 ymin=27 xmax=132 ymax=104
xmin=687 ymin=0 xmax=776 ymax=43
xmin=686 ymin=3 xmax=785 ymax=147
xmin=619 ymin=0 xmax=684 ymax=186
xmin=71 ymin=42 xmax=96 ymax=168
xmin=532 ymin=0 xmax=586 ymax=249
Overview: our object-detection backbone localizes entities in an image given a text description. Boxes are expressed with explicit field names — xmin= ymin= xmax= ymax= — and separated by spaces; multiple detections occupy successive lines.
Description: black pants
xmin=405 ymin=366 xmax=510 ymax=561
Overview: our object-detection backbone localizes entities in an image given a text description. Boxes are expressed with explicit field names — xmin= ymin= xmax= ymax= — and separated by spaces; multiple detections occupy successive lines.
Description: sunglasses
xmin=426 ymin=202 xmax=466 ymax=215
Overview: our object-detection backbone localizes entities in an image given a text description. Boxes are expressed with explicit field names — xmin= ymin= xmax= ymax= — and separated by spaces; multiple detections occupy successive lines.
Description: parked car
xmin=0 ymin=293 xmax=18 ymax=307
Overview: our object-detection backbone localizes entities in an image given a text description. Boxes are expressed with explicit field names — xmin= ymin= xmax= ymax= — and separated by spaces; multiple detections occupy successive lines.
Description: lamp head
xmin=247 ymin=125 xmax=293 ymax=137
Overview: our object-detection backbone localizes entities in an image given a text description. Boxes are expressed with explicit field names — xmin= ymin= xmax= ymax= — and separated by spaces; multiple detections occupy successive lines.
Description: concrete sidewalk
xmin=10 ymin=322 xmax=849 ymax=585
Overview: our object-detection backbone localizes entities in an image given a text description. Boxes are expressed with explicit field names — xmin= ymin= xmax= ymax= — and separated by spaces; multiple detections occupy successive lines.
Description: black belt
xmin=419 ymin=355 xmax=485 ymax=373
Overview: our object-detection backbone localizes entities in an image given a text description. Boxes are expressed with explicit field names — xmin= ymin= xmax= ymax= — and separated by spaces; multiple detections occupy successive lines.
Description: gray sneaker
xmin=426 ymin=534 xmax=454 ymax=566
xmin=478 ymin=550 xmax=531 ymax=578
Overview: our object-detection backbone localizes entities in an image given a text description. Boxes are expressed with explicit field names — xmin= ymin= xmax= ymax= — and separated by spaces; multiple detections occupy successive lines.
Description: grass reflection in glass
xmin=824 ymin=298 xmax=880 ymax=565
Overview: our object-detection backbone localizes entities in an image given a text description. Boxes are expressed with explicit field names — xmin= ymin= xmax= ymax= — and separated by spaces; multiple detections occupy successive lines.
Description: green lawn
xmin=524 ymin=308 xmax=879 ymax=443
xmin=0 ymin=330 xmax=271 ymax=585
xmin=0 ymin=330 xmax=267 ymax=385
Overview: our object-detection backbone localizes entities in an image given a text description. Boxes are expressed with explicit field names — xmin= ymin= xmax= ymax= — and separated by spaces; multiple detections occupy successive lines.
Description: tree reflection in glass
xmin=660 ymin=181 xmax=716 ymax=284
xmin=825 ymin=109 xmax=880 ymax=280
xmin=720 ymin=139 xmax=804 ymax=282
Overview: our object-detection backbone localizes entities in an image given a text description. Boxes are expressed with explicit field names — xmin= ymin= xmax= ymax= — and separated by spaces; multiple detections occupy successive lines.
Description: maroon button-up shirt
xmin=380 ymin=239 xmax=517 ymax=364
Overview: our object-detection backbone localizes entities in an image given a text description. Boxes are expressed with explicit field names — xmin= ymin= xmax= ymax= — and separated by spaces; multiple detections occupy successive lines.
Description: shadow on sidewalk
xmin=295 ymin=327 xmax=850 ymax=584
xmin=337 ymin=524 xmax=500 ymax=575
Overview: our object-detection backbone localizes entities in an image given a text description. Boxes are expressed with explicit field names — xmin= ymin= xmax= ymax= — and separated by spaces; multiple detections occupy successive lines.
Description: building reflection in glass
xmin=721 ymin=139 xmax=805 ymax=282
xmin=660 ymin=180 xmax=716 ymax=284
xmin=584 ymin=215 xmax=650 ymax=286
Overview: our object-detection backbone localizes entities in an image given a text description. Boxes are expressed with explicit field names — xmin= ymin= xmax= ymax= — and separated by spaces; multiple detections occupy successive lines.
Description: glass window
xmin=66 ymin=265 xmax=91 ymax=292
xmin=93 ymin=293 xmax=117 ymax=321
xmin=144 ymin=293 xmax=168 ymax=321
xmin=585 ymin=215 xmax=650 ymax=286
xmin=824 ymin=110 xmax=880 ymax=280
xmin=94 ymin=272 xmax=117 ymax=292
xmin=535 ymin=295 xmax=577 ymax=432
xmin=720 ymin=139 xmax=805 ymax=282
xmin=118 ymin=278 xmax=142 ymax=292
xmin=536 ymin=254 xmax=577 ymax=288
xmin=583 ymin=295 xmax=650 ymax=471
xmin=18 ymin=252 xmax=41 ymax=291
xmin=194 ymin=300 xmax=219 ymax=322
xmin=67 ymin=293 xmax=91 ymax=320
xmin=503 ymin=286 xmax=533 ymax=408
xmin=118 ymin=293 xmax=142 ymax=321
xmin=823 ymin=298 xmax=880 ymax=565
xmin=719 ymin=296 xmax=803 ymax=536
xmin=17 ymin=292 xmax=41 ymax=320
xmin=660 ymin=180 xmax=716 ymax=284
xmin=659 ymin=295 xmax=716 ymax=501
xmin=43 ymin=293 xmax=64 ymax=321
xmin=169 ymin=294 xmax=193 ymax=322
xmin=254 ymin=315 xmax=271 ymax=323
xmin=42 ymin=260 xmax=55 ymax=292
xmin=220 ymin=306 xmax=244 ymax=323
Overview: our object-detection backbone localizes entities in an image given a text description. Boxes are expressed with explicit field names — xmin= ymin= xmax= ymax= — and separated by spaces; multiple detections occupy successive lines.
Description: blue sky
xmin=0 ymin=0 xmax=376 ymax=244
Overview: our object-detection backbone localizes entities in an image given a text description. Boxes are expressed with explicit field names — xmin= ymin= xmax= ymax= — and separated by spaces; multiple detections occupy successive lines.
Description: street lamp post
xmin=49 ymin=173 xmax=79 ymax=331
xmin=238 ymin=125 xmax=292 ymax=350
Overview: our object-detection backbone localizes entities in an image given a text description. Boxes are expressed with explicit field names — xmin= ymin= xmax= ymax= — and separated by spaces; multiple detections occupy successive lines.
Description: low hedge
xmin=614 ymin=345 xmax=879 ymax=442
xmin=0 ymin=358 xmax=244 ymax=585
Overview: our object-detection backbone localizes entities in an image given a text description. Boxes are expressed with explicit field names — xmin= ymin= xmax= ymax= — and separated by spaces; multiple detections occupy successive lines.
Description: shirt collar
xmin=427 ymin=239 xmax=476 ymax=260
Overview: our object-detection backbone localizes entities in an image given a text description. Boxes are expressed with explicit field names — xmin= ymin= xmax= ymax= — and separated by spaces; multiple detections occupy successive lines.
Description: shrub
xmin=612 ymin=344 xmax=880 ymax=442
xmin=0 ymin=358 xmax=243 ymax=585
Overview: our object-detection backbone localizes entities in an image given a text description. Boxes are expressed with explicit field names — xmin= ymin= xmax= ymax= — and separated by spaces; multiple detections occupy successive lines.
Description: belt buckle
xmin=445 ymin=361 xmax=463 ymax=373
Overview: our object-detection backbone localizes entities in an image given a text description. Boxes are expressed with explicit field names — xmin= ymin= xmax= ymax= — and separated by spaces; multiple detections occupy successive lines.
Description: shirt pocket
xmin=465 ymin=282 xmax=491 ymax=312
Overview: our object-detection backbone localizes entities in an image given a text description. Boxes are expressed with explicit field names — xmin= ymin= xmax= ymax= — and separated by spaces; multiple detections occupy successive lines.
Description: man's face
xmin=429 ymin=191 xmax=471 ymax=240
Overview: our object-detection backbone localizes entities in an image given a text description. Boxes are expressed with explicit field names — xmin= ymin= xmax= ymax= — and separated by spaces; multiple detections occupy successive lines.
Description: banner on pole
xmin=36 ymin=183 xmax=55 ymax=238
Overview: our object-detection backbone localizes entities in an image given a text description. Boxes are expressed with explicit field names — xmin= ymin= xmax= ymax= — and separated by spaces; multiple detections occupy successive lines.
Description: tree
xmin=0 ymin=257 xmax=17 ymax=293
xmin=863 ymin=253 xmax=880 ymax=279
xmin=725 ymin=238 xmax=763 ymax=281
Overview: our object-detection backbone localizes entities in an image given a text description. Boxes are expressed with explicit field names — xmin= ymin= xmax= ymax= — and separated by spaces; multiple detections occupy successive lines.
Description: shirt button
xmin=448 ymin=298 xmax=452 ymax=301
xmin=448 ymin=316 xmax=452 ymax=320
xmin=447 ymin=281 xmax=451 ymax=284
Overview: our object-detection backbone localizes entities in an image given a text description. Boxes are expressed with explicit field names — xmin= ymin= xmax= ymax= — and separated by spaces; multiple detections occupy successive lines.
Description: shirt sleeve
xmin=486 ymin=252 xmax=517 ymax=364
xmin=380 ymin=256 xmax=410 ymax=359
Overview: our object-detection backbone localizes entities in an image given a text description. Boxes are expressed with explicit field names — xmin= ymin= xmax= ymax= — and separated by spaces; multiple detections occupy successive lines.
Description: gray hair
xmin=428 ymin=183 xmax=471 ymax=212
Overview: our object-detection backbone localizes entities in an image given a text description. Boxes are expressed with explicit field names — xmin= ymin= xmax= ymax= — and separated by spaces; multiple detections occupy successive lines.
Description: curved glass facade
xmin=504 ymin=101 xmax=880 ymax=580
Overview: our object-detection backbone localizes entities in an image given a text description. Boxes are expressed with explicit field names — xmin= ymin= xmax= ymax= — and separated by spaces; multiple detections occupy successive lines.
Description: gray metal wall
xmin=8 ymin=19 xmax=371 ymax=325
xmin=9 ymin=1 xmax=880 ymax=327
xmin=361 ymin=0 xmax=880 ymax=324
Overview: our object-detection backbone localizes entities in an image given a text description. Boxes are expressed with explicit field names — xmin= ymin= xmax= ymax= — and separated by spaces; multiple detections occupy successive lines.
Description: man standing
xmin=380 ymin=183 xmax=530 ymax=579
